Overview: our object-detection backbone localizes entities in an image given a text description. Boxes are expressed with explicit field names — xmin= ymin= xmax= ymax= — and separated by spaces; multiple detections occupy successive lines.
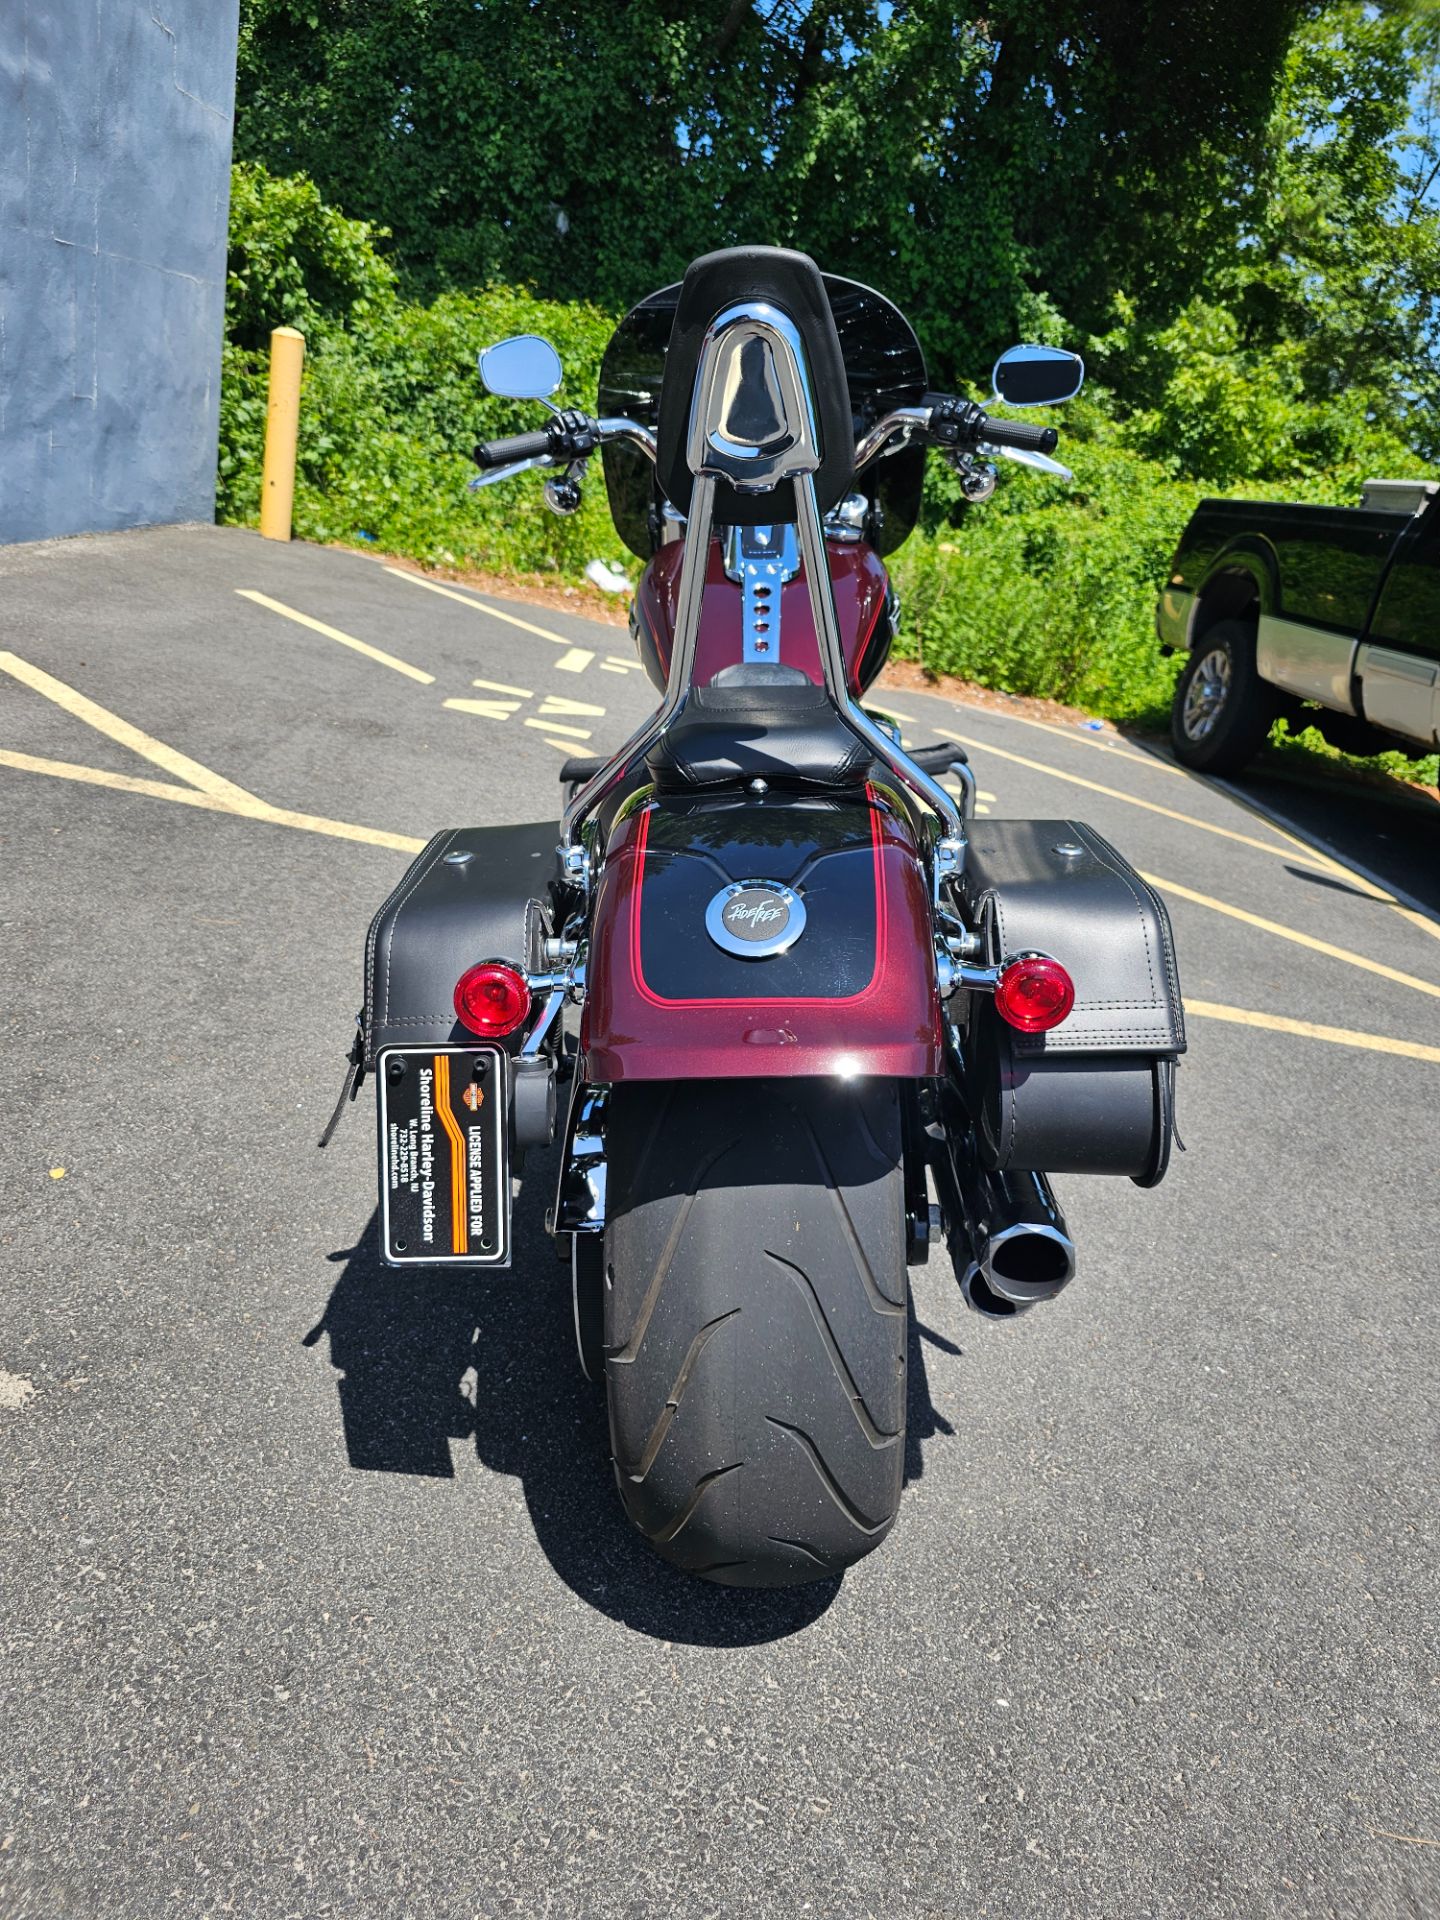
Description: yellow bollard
xmin=259 ymin=326 xmax=305 ymax=541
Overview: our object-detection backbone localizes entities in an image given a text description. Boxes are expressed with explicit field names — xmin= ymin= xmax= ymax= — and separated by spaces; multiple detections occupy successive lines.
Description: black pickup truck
xmin=1157 ymin=478 xmax=1440 ymax=772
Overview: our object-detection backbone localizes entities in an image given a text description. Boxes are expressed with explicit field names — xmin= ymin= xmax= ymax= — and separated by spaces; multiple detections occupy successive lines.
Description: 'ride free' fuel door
xmin=377 ymin=1046 xmax=510 ymax=1266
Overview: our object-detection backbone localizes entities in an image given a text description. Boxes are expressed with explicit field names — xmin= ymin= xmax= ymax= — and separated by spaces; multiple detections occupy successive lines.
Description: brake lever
xmin=467 ymin=454 xmax=555 ymax=492
xmin=982 ymin=442 xmax=1073 ymax=481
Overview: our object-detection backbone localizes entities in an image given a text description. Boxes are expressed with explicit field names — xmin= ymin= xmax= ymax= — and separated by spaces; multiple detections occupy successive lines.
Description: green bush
xmin=218 ymin=162 xmax=1439 ymax=786
xmin=889 ymin=401 xmax=1201 ymax=722
xmin=219 ymin=163 xmax=623 ymax=577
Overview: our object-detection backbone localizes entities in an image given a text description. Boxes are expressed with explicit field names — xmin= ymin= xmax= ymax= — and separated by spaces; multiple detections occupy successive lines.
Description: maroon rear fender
xmin=581 ymin=783 xmax=942 ymax=1082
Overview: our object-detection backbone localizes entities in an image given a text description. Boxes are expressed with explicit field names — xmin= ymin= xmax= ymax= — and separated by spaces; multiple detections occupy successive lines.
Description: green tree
xmin=1100 ymin=2 xmax=1440 ymax=479
xmin=234 ymin=1 xmax=1302 ymax=382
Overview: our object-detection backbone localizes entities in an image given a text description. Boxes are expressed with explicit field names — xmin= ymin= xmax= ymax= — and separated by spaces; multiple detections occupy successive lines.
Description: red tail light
xmin=994 ymin=954 xmax=1074 ymax=1033
xmin=454 ymin=962 xmax=532 ymax=1038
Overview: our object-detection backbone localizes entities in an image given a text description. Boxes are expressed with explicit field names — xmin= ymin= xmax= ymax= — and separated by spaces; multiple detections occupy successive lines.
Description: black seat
xmin=645 ymin=674 xmax=871 ymax=792
xmin=655 ymin=246 xmax=855 ymax=529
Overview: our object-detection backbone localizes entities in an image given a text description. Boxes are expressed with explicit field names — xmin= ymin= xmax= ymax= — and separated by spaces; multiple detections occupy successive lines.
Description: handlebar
xmin=975 ymin=416 xmax=1058 ymax=454
xmin=470 ymin=401 xmax=1057 ymax=484
xmin=473 ymin=428 xmax=556 ymax=470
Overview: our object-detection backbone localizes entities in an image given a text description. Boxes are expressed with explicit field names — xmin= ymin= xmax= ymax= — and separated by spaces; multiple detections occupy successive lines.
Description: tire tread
xmin=603 ymin=1078 xmax=907 ymax=1587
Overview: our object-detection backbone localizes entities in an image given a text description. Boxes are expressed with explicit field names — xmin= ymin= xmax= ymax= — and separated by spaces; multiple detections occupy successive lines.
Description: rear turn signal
xmin=994 ymin=954 xmax=1074 ymax=1034
xmin=454 ymin=962 xmax=532 ymax=1038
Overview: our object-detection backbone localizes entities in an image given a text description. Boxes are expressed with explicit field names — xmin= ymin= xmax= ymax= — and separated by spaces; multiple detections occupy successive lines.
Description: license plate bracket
xmin=377 ymin=1045 xmax=510 ymax=1266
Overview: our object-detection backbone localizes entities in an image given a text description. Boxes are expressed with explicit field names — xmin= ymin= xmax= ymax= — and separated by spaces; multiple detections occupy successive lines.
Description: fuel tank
xmin=631 ymin=537 xmax=896 ymax=696
xmin=581 ymin=781 xmax=942 ymax=1083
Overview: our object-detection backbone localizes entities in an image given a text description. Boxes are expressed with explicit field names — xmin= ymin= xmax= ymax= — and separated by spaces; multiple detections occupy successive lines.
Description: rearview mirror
xmin=992 ymin=344 xmax=1085 ymax=408
xmin=478 ymin=334 xmax=564 ymax=401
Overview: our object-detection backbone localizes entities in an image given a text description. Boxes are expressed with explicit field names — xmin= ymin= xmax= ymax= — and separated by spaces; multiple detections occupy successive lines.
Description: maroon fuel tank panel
xmin=632 ymin=537 xmax=891 ymax=696
xmin=581 ymin=783 xmax=942 ymax=1082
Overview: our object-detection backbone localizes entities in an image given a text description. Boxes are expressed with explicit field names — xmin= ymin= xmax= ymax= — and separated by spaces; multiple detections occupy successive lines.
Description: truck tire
xmin=603 ymin=1078 xmax=907 ymax=1588
xmin=1171 ymin=619 xmax=1279 ymax=773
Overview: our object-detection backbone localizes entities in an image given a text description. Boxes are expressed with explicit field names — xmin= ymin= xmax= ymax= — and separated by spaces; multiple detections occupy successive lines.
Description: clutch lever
xmin=467 ymin=453 xmax=555 ymax=491
xmin=982 ymin=442 xmax=1073 ymax=481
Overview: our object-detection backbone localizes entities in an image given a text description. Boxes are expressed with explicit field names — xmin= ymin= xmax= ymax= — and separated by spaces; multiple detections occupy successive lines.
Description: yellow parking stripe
xmin=953 ymin=698 xmax=1193 ymax=780
xmin=525 ymin=718 xmax=592 ymax=740
xmin=1208 ymin=779 xmax=1440 ymax=941
xmin=1145 ymin=873 xmax=1440 ymax=1000
xmin=0 ymin=749 xmax=425 ymax=852
xmin=934 ymin=726 xmax=1330 ymax=870
xmin=538 ymin=695 xmax=606 ymax=718
xmin=444 ymin=697 xmax=524 ymax=720
xmin=471 ymin=676 xmax=533 ymax=697
xmin=1188 ymin=1000 xmax=1440 ymax=1064
xmin=929 ymin=695 xmax=1437 ymax=939
xmin=236 ymin=590 xmax=435 ymax=683
xmin=384 ymin=567 xmax=577 ymax=646
xmin=0 ymin=651 xmax=261 ymax=803
xmin=554 ymin=648 xmax=595 ymax=673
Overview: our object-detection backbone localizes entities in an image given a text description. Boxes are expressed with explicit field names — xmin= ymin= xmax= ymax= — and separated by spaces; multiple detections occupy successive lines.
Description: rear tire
xmin=1171 ymin=619 xmax=1278 ymax=773
xmin=603 ymin=1079 xmax=908 ymax=1587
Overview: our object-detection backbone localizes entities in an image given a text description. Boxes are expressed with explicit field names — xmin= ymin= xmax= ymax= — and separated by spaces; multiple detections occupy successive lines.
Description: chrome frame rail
xmin=559 ymin=312 xmax=965 ymax=891
xmin=558 ymin=471 xmax=717 ymax=881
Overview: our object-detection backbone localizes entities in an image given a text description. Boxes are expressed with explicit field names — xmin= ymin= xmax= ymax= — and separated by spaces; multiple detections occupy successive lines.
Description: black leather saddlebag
xmin=955 ymin=819 xmax=1185 ymax=1186
xmin=362 ymin=822 xmax=557 ymax=1066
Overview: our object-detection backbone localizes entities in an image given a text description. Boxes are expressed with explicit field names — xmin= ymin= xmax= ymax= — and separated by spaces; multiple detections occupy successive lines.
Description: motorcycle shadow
xmin=308 ymin=1149 xmax=954 ymax=1647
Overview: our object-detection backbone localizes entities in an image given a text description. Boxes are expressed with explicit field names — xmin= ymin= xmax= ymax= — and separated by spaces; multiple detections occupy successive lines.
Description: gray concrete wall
xmin=0 ymin=1 xmax=240 ymax=544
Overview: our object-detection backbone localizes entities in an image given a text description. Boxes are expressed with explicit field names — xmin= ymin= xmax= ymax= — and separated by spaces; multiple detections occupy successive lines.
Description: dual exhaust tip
xmin=958 ymin=1219 xmax=1075 ymax=1319
xmin=933 ymin=1130 xmax=1076 ymax=1319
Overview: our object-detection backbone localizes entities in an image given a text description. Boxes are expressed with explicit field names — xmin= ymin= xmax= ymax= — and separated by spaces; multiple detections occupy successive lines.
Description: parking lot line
xmin=1206 ymin=773 xmax=1440 ymax=941
xmin=947 ymin=696 xmax=1197 ymax=781
xmin=472 ymin=677 xmax=533 ymax=698
xmin=443 ymin=697 xmax=524 ymax=720
xmin=0 ymin=651 xmax=262 ymax=804
xmin=1188 ymin=999 xmax=1440 ymax=1064
xmin=236 ymin=590 xmax=436 ymax=683
xmin=933 ymin=726 xmax=1332 ymax=869
xmin=384 ymin=567 xmax=583 ymax=647
xmin=0 ymin=748 xmax=425 ymax=854
xmin=1145 ymin=872 xmax=1440 ymax=999
xmin=924 ymin=690 xmax=1435 ymax=934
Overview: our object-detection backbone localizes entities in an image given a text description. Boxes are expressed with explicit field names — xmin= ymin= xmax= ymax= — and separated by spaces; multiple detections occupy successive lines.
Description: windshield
xmin=598 ymin=273 xmax=928 ymax=559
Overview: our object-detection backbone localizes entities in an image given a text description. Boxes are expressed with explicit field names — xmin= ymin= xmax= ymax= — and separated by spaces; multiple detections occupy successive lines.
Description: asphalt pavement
xmin=1 ymin=523 xmax=1437 ymax=1920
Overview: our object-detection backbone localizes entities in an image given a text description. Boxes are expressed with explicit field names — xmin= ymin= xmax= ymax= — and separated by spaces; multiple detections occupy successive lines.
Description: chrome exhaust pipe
xmin=982 ymin=1170 xmax=1076 ymax=1308
xmin=933 ymin=1122 xmax=1076 ymax=1315
xmin=959 ymin=1256 xmax=1031 ymax=1320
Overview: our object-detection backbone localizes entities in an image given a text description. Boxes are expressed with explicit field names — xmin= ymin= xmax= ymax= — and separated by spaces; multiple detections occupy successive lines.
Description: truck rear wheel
xmin=1171 ymin=619 xmax=1278 ymax=773
xmin=602 ymin=1078 xmax=908 ymax=1588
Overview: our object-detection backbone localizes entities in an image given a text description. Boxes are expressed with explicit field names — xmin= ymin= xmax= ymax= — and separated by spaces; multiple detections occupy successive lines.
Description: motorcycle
xmin=339 ymin=247 xmax=1186 ymax=1588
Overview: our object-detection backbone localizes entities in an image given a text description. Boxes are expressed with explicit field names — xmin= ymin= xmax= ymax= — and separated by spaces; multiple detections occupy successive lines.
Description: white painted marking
xmin=0 ymin=1371 xmax=38 ymax=1412
xmin=525 ymin=719 xmax=593 ymax=740
xmin=554 ymin=648 xmax=595 ymax=673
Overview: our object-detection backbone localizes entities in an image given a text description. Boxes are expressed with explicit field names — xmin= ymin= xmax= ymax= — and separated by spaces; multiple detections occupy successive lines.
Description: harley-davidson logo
xmin=705 ymin=881 xmax=807 ymax=959
xmin=462 ymin=1083 xmax=484 ymax=1112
